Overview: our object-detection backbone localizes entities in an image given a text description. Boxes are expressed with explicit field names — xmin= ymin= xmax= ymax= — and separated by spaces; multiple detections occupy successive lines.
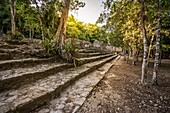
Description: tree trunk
xmin=159 ymin=49 xmax=162 ymax=64
xmin=123 ymin=49 xmax=126 ymax=61
xmin=55 ymin=0 xmax=70 ymax=47
xmin=153 ymin=0 xmax=161 ymax=85
xmin=29 ymin=27 xmax=32 ymax=39
xmin=0 ymin=26 xmax=3 ymax=36
xmin=132 ymin=47 xmax=137 ymax=65
xmin=32 ymin=28 xmax=34 ymax=39
xmin=140 ymin=0 xmax=149 ymax=84
xmin=147 ymin=35 xmax=154 ymax=66
xmin=136 ymin=48 xmax=140 ymax=62
xmin=9 ymin=0 xmax=16 ymax=36
xmin=39 ymin=17 xmax=45 ymax=42
xmin=126 ymin=49 xmax=129 ymax=64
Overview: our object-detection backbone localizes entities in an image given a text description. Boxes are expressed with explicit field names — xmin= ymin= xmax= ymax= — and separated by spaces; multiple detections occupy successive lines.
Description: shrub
xmin=41 ymin=38 xmax=56 ymax=53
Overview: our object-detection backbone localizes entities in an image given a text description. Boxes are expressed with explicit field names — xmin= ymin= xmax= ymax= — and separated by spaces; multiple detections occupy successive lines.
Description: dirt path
xmin=77 ymin=57 xmax=170 ymax=113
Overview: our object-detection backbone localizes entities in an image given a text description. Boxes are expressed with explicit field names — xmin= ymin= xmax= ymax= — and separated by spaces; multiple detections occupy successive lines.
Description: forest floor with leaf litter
xmin=77 ymin=57 xmax=170 ymax=113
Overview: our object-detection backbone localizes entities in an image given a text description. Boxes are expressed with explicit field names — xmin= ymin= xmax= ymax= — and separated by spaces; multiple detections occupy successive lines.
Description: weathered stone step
xmin=0 ymin=41 xmax=5 ymax=44
xmin=0 ymin=44 xmax=19 ymax=49
xmin=0 ymin=48 xmax=21 ymax=53
xmin=5 ymin=40 xmax=29 ymax=45
xmin=0 ymin=57 xmax=60 ymax=71
xmin=0 ymin=54 xmax=112 ymax=91
xmin=0 ymin=63 xmax=73 ymax=91
xmin=32 ymin=56 xmax=120 ymax=113
xmin=0 ymin=48 xmax=42 ymax=54
xmin=78 ymin=54 xmax=113 ymax=65
xmin=0 ymin=55 xmax=117 ymax=113
xmin=0 ymin=48 xmax=41 ymax=60
xmin=78 ymin=49 xmax=98 ymax=53
xmin=0 ymin=53 xmax=11 ymax=60
xmin=78 ymin=48 xmax=112 ymax=54
xmin=76 ymin=52 xmax=104 ymax=58
xmin=0 ymin=49 xmax=26 ymax=60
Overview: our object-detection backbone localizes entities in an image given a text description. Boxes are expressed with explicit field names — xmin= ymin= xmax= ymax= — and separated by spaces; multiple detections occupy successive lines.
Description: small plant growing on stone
xmin=62 ymin=39 xmax=79 ymax=64
xmin=42 ymin=38 xmax=56 ymax=54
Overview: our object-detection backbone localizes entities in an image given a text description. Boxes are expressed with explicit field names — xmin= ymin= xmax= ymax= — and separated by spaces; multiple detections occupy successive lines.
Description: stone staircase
xmin=0 ymin=39 xmax=119 ymax=113
xmin=0 ymin=39 xmax=48 ymax=60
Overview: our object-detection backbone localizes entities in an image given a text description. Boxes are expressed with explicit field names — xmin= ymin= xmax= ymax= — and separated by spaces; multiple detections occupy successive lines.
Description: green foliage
xmin=67 ymin=15 xmax=84 ymax=39
xmin=162 ymin=44 xmax=170 ymax=52
xmin=63 ymin=39 xmax=76 ymax=55
xmin=98 ymin=0 xmax=170 ymax=54
xmin=6 ymin=30 xmax=25 ymax=40
xmin=16 ymin=1 xmax=39 ymax=37
xmin=15 ymin=31 xmax=25 ymax=40
xmin=62 ymin=39 xmax=78 ymax=63
xmin=62 ymin=39 xmax=83 ymax=67
xmin=42 ymin=38 xmax=56 ymax=53
xmin=6 ymin=31 xmax=13 ymax=39
xmin=0 ymin=0 xmax=11 ymax=34
xmin=70 ymin=0 xmax=85 ymax=11
xmin=67 ymin=15 xmax=107 ymax=43
xmin=4 ymin=0 xmax=170 ymax=59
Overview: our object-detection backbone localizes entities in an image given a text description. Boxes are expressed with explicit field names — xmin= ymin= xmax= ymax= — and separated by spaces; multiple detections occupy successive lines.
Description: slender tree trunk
xmin=0 ymin=27 xmax=3 ymax=36
xmin=130 ymin=47 xmax=133 ymax=57
xmin=153 ymin=0 xmax=161 ymax=85
xmin=123 ymin=49 xmax=126 ymax=60
xmin=9 ymin=0 xmax=16 ymax=36
xmin=147 ymin=35 xmax=154 ymax=66
xmin=29 ymin=27 xmax=32 ymax=39
xmin=55 ymin=0 xmax=70 ymax=47
xmin=126 ymin=49 xmax=129 ymax=63
xmin=132 ymin=32 xmax=136 ymax=65
xmin=39 ymin=17 xmax=45 ymax=42
xmin=132 ymin=49 xmax=136 ymax=65
xmin=136 ymin=47 xmax=140 ymax=62
xmin=140 ymin=0 xmax=149 ymax=84
xmin=132 ymin=47 xmax=138 ymax=65
xmin=159 ymin=49 xmax=162 ymax=64
xmin=32 ymin=28 xmax=34 ymax=39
